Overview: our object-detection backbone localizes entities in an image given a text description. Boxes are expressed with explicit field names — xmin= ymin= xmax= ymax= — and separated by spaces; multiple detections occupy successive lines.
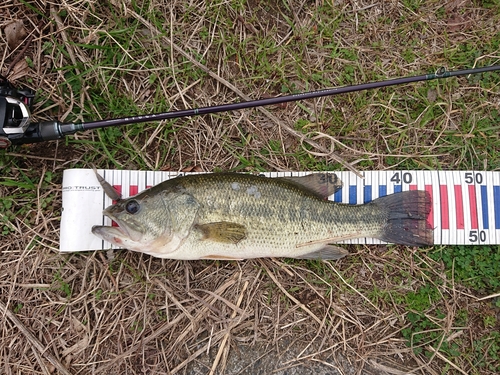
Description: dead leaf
xmin=79 ymin=29 xmax=98 ymax=44
xmin=447 ymin=14 xmax=471 ymax=32
xmin=7 ymin=59 xmax=29 ymax=82
xmin=427 ymin=89 xmax=437 ymax=103
xmin=181 ymin=165 xmax=203 ymax=172
xmin=4 ymin=20 xmax=27 ymax=50
xmin=61 ymin=335 xmax=89 ymax=357
xmin=444 ymin=0 xmax=472 ymax=32
xmin=71 ymin=316 xmax=87 ymax=333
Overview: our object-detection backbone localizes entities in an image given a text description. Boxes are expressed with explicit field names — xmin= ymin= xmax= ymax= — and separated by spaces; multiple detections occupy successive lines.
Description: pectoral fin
xmin=294 ymin=245 xmax=349 ymax=260
xmin=279 ymin=173 xmax=343 ymax=199
xmin=195 ymin=222 xmax=246 ymax=244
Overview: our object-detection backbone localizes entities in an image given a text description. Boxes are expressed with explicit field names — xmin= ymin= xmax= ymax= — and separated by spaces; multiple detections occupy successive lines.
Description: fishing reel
xmin=0 ymin=75 xmax=36 ymax=148
xmin=0 ymin=75 xmax=78 ymax=148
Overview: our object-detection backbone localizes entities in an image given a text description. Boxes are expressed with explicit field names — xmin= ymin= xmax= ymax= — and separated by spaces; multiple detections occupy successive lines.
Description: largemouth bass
xmin=91 ymin=172 xmax=433 ymax=260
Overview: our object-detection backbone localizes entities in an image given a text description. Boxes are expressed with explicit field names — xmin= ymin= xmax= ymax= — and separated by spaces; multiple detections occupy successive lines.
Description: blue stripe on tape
xmin=379 ymin=185 xmax=387 ymax=197
xmin=349 ymin=186 xmax=357 ymax=204
xmin=364 ymin=185 xmax=372 ymax=203
xmin=494 ymin=186 xmax=500 ymax=230
xmin=334 ymin=189 xmax=342 ymax=202
xmin=481 ymin=185 xmax=489 ymax=229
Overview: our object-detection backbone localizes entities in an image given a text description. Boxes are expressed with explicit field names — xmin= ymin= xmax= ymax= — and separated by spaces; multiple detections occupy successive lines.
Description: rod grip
xmin=9 ymin=121 xmax=82 ymax=145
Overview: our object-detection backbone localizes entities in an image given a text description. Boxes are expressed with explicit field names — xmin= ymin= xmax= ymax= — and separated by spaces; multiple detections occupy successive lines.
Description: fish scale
xmin=165 ymin=174 xmax=368 ymax=259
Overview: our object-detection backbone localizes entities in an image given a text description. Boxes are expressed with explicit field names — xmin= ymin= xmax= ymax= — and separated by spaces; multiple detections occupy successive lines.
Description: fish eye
xmin=125 ymin=200 xmax=140 ymax=214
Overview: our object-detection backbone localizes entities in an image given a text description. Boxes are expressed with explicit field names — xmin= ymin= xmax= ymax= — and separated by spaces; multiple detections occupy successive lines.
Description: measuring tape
xmin=59 ymin=169 xmax=500 ymax=252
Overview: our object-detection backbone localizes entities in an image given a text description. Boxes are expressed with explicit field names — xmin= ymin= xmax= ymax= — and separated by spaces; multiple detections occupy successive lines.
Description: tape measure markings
xmin=484 ymin=174 xmax=490 ymax=233
xmin=332 ymin=170 xmax=500 ymax=245
xmin=493 ymin=172 xmax=500 ymax=245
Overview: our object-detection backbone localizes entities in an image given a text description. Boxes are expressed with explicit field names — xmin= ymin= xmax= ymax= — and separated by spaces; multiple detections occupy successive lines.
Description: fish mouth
xmin=101 ymin=210 xmax=129 ymax=232
xmin=91 ymin=213 xmax=140 ymax=243
xmin=91 ymin=225 xmax=127 ymax=246
xmin=108 ymin=215 xmax=133 ymax=238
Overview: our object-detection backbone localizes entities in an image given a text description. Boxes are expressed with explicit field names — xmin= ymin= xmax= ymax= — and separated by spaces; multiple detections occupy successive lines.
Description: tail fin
xmin=373 ymin=190 xmax=433 ymax=246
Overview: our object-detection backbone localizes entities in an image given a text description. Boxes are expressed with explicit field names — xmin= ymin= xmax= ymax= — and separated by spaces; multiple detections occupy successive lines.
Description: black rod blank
xmin=78 ymin=65 xmax=500 ymax=132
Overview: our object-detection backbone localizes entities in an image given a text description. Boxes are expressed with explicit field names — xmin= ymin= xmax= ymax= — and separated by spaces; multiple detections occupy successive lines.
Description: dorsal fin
xmin=278 ymin=173 xmax=343 ymax=199
xmin=92 ymin=165 xmax=122 ymax=201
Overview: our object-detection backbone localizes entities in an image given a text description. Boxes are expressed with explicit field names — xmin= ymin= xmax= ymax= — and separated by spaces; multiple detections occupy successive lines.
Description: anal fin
xmin=294 ymin=245 xmax=348 ymax=260
xmin=201 ymin=255 xmax=244 ymax=260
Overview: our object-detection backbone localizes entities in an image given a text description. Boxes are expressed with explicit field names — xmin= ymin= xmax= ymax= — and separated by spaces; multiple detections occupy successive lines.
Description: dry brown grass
xmin=1 ymin=0 xmax=499 ymax=374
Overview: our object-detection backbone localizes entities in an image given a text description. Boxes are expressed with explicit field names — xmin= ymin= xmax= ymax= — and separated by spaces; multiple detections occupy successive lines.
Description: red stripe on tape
xmin=468 ymin=185 xmax=478 ymax=229
xmin=425 ymin=185 xmax=433 ymax=228
xmin=112 ymin=185 xmax=122 ymax=227
xmin=454 ymin=185 xmax=464 ymax=229
xmin=130 ymin=185 xmax=138 ymax=196
xmin=440 ymin=185 xmax=449 ymax=230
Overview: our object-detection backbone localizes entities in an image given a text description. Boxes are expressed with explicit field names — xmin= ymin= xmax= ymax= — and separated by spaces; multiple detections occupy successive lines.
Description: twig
xmin=368 ymin=360 xmax=416 ymax=375
xmin=324 ymin=261 xmax=383 ymax=314
xmin=0 ymin=301 xmax=72 ymax=375
xmin=259 ymin=260 xmax=322 ymax=325
xmin=5 ymin=152 xmax=66 ymax=162
xmin=426 ymin=346 xmax=468 ymax=375
xmin=95 ymin=314 xmax=185 ymax=373
xmin=50 ymin=8 xmax=77 ymax=72
xmin=96 ymin=273 xmax=240 ymax=373
xmin=209 ymin=280 xmax=249 ymax=375
xmin=477 ymin=292 xmax=500 ymax=301
xmin=50 ymin=6 xmax=99 ymax=122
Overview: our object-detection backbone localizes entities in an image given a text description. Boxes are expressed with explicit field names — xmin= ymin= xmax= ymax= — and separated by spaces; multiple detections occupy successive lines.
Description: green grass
xmin=431 ymin=245 xmax=500 ymax=294
xmin=0 ymin=166 xmax=38 ymax=236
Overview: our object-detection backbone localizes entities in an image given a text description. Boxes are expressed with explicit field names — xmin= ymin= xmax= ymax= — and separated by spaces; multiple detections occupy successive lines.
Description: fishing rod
xmin=1 ymin=65 xmax=499 ymax=149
